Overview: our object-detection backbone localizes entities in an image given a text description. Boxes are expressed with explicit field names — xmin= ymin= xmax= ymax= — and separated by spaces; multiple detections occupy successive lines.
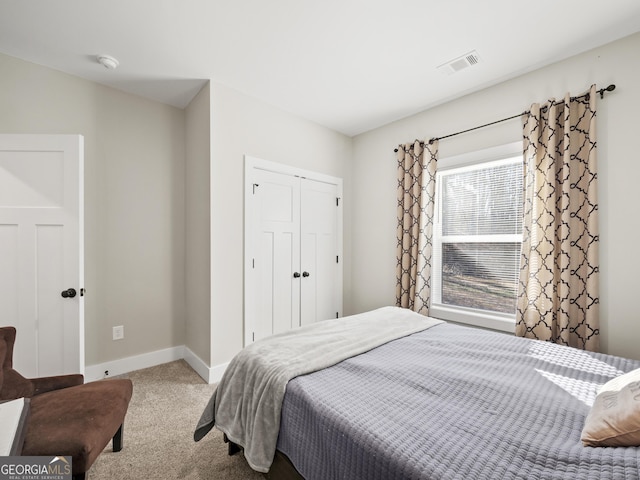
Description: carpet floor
xmin=89 ymin=360 xmax=263 ymax=479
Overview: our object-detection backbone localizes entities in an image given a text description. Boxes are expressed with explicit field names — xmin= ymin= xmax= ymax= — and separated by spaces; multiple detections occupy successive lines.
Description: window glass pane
xmin=442 ymin=162 xmax=522 ymax=236
xmin=441 ymin=242 xmax=520 ymax=314
xmin=433 ymin=156 xmax=523 ymax=320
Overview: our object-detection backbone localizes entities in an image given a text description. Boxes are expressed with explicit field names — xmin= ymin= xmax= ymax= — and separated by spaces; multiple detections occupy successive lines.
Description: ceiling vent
xmin=437 ymin=50 xmax=481 ymax=75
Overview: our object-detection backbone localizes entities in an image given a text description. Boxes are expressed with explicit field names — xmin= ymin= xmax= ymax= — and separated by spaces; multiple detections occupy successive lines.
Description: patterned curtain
xmin=516 ymin=85 xmax=599 ymax=351
xmin=396 ymin=140 xmax=438 ymax=314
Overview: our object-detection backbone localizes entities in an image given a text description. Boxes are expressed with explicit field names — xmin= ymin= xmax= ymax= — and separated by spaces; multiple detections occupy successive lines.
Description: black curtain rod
xmin=428 ymin=84 xmax=616 ymax=145
xmin=394 ymin=84 xmax=616 ymax=152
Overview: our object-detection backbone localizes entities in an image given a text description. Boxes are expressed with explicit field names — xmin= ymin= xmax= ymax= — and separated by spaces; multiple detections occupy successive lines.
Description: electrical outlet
xmin=112 ymin=325 xmax=124 ymax=340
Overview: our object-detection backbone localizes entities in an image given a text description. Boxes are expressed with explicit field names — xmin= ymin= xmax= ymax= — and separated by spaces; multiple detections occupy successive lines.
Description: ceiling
xmin=1 ymin=1 xmax=640 ymax=137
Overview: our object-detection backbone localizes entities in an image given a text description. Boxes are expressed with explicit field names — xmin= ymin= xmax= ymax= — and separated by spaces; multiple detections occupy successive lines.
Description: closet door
xmin=244 ymin=156 xmax=343 ymax=346
xmin=249 ymin=169 xmax=300 ymax=342
xmin=300 ymin=178 xmax=339 ymax=326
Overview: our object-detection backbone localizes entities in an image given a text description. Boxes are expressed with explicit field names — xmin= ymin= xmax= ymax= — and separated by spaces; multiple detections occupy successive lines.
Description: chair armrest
xmin=31 ymin=374 xmax=84 ymax=396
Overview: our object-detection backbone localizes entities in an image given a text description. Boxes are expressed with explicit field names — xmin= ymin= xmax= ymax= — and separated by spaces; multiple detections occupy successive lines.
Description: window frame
xmin=430 ymin=141 xmax=522 ymax=333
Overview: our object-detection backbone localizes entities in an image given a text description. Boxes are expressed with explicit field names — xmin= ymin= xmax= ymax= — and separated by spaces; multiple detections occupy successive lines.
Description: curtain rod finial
xmin=600 ymin=84 xmax=616 ymax=99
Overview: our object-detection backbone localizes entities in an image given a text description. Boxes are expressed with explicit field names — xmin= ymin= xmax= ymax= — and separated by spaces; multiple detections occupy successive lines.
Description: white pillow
xmin=581 ymin=368 xmax=640 ymax=447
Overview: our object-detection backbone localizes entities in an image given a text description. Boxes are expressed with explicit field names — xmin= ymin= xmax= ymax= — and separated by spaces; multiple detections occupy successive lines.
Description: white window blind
xmin=432 ymin=156 xmax=523 ymax=325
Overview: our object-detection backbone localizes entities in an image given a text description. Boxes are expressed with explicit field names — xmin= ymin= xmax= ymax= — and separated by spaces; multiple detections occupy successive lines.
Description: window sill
xmin=429 ymin=304 xmax=515 ymax=334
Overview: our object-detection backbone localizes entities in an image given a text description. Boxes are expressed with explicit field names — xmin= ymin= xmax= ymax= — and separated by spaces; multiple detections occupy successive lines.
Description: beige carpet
xmin=89 ymin=360 xmax=263 ymax=479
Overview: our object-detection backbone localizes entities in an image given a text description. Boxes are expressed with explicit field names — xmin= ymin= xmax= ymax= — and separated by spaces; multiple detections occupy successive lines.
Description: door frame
xmin=243 ymin=155 xmax=343 ymax=346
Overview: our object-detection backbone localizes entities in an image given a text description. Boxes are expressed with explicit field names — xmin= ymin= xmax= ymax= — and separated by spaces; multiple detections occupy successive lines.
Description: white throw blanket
xmin=194 ymin=306 xmax=442 ymax=473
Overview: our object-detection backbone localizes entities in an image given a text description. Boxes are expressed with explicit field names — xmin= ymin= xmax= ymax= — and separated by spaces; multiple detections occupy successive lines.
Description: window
xmin=431 ymin=143 xmax=522 ymax=332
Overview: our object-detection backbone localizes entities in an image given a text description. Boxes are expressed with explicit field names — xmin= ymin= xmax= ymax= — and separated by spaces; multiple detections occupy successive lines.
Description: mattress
xmin=276 ymin=322 xmax=640 ymax=479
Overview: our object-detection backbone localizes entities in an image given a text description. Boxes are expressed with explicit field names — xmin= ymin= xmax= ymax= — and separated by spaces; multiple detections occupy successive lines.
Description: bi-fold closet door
xmin=244 ymin=156 xmax=343 ymax=345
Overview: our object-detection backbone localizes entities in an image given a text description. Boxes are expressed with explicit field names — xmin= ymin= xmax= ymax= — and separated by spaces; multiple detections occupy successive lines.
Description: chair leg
xmin=112 ymin=424 xmax=123 ymax=452
xmin=72 ymin=473 xmax=86 ymax=480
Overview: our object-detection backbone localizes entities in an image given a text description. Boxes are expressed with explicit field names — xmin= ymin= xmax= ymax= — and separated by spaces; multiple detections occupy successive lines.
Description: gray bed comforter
xmin=277 ymin=322 xmax=640 ymax=479
xmin=193 ymin=306 xmax=442 ymax=473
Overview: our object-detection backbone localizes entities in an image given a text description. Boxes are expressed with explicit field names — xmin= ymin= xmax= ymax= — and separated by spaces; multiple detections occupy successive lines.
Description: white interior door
xmin=0 ymin=134 xmax=84 ymax=377
xmin=248 ymin=169 xmax=300 ymax=342
xmin=300 ymin=178 xmax=340 ymax=326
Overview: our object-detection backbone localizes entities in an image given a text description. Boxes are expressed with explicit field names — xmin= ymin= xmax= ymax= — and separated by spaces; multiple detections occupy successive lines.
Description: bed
xmin=195 ymin=307 xmax=640 ymax=479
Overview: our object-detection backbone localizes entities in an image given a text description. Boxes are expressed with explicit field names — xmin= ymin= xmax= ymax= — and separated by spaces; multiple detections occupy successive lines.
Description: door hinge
xmin=253 ymin=183 xmax=259 ymax=194
xmin=252 ymin=332 xmax=255 ymax=342
xmin=336 ymin=197 xmax=340 ymax=206
xmin=336 ymin=312 xmax=339 ymax=318
xmin=252 ymin=258 xmax=255 ymax=269
xmin=336 ymin=255 xmax=339 ymax=263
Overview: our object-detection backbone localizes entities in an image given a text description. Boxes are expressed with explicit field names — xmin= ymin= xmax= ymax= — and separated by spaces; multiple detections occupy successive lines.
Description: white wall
xmin=0 ymin=53 xmax=186 ymax=366
xmin=351 ymin=32 xmax=640 ymax=361
xmin=185 ymin=82 xmax=211 ymax=363
xmin=209 ymin=82 xmax=353 ymax=366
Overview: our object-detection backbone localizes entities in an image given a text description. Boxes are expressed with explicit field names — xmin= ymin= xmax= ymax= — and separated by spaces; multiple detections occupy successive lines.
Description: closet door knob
xmin=293 ymin=272 xmax=301 ymax=278
xmin=61 ymin=288 xmax=77 ymax=298
xmin=302 ymin=271 xmax=310 ymax=278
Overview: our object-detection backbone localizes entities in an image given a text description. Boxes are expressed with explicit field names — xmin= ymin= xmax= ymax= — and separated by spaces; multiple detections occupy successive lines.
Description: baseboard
xmin=85 ymin=346 xmax=229 ymax=384
xmin=209 ymin=360 xmax=230 ymax=384
xmin=84 ymin=346 xmax=184 ymax=382
xmin=183 ymin=347 xmax=229 ymax=384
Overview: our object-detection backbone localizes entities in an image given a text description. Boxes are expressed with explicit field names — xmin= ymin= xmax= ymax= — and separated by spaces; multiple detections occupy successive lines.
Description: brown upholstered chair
xmin=0 ymin=327 xmax=133 ymax=480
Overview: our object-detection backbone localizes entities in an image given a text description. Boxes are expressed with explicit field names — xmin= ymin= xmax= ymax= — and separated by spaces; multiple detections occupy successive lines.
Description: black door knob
xmin=302 ymin=271 xmax=310 ymax=277
xmin=293 ymin=272 xmax=301 ymax=278
xmin=61 ymin=288 xmax=77 ymax=298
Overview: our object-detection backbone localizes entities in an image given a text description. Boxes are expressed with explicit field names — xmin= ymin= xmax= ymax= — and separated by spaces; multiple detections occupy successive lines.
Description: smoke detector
xmin=97 ymin=54 xmax=119 ymax=70
xmin=437 ymin=50 xmax=481 ymax=75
